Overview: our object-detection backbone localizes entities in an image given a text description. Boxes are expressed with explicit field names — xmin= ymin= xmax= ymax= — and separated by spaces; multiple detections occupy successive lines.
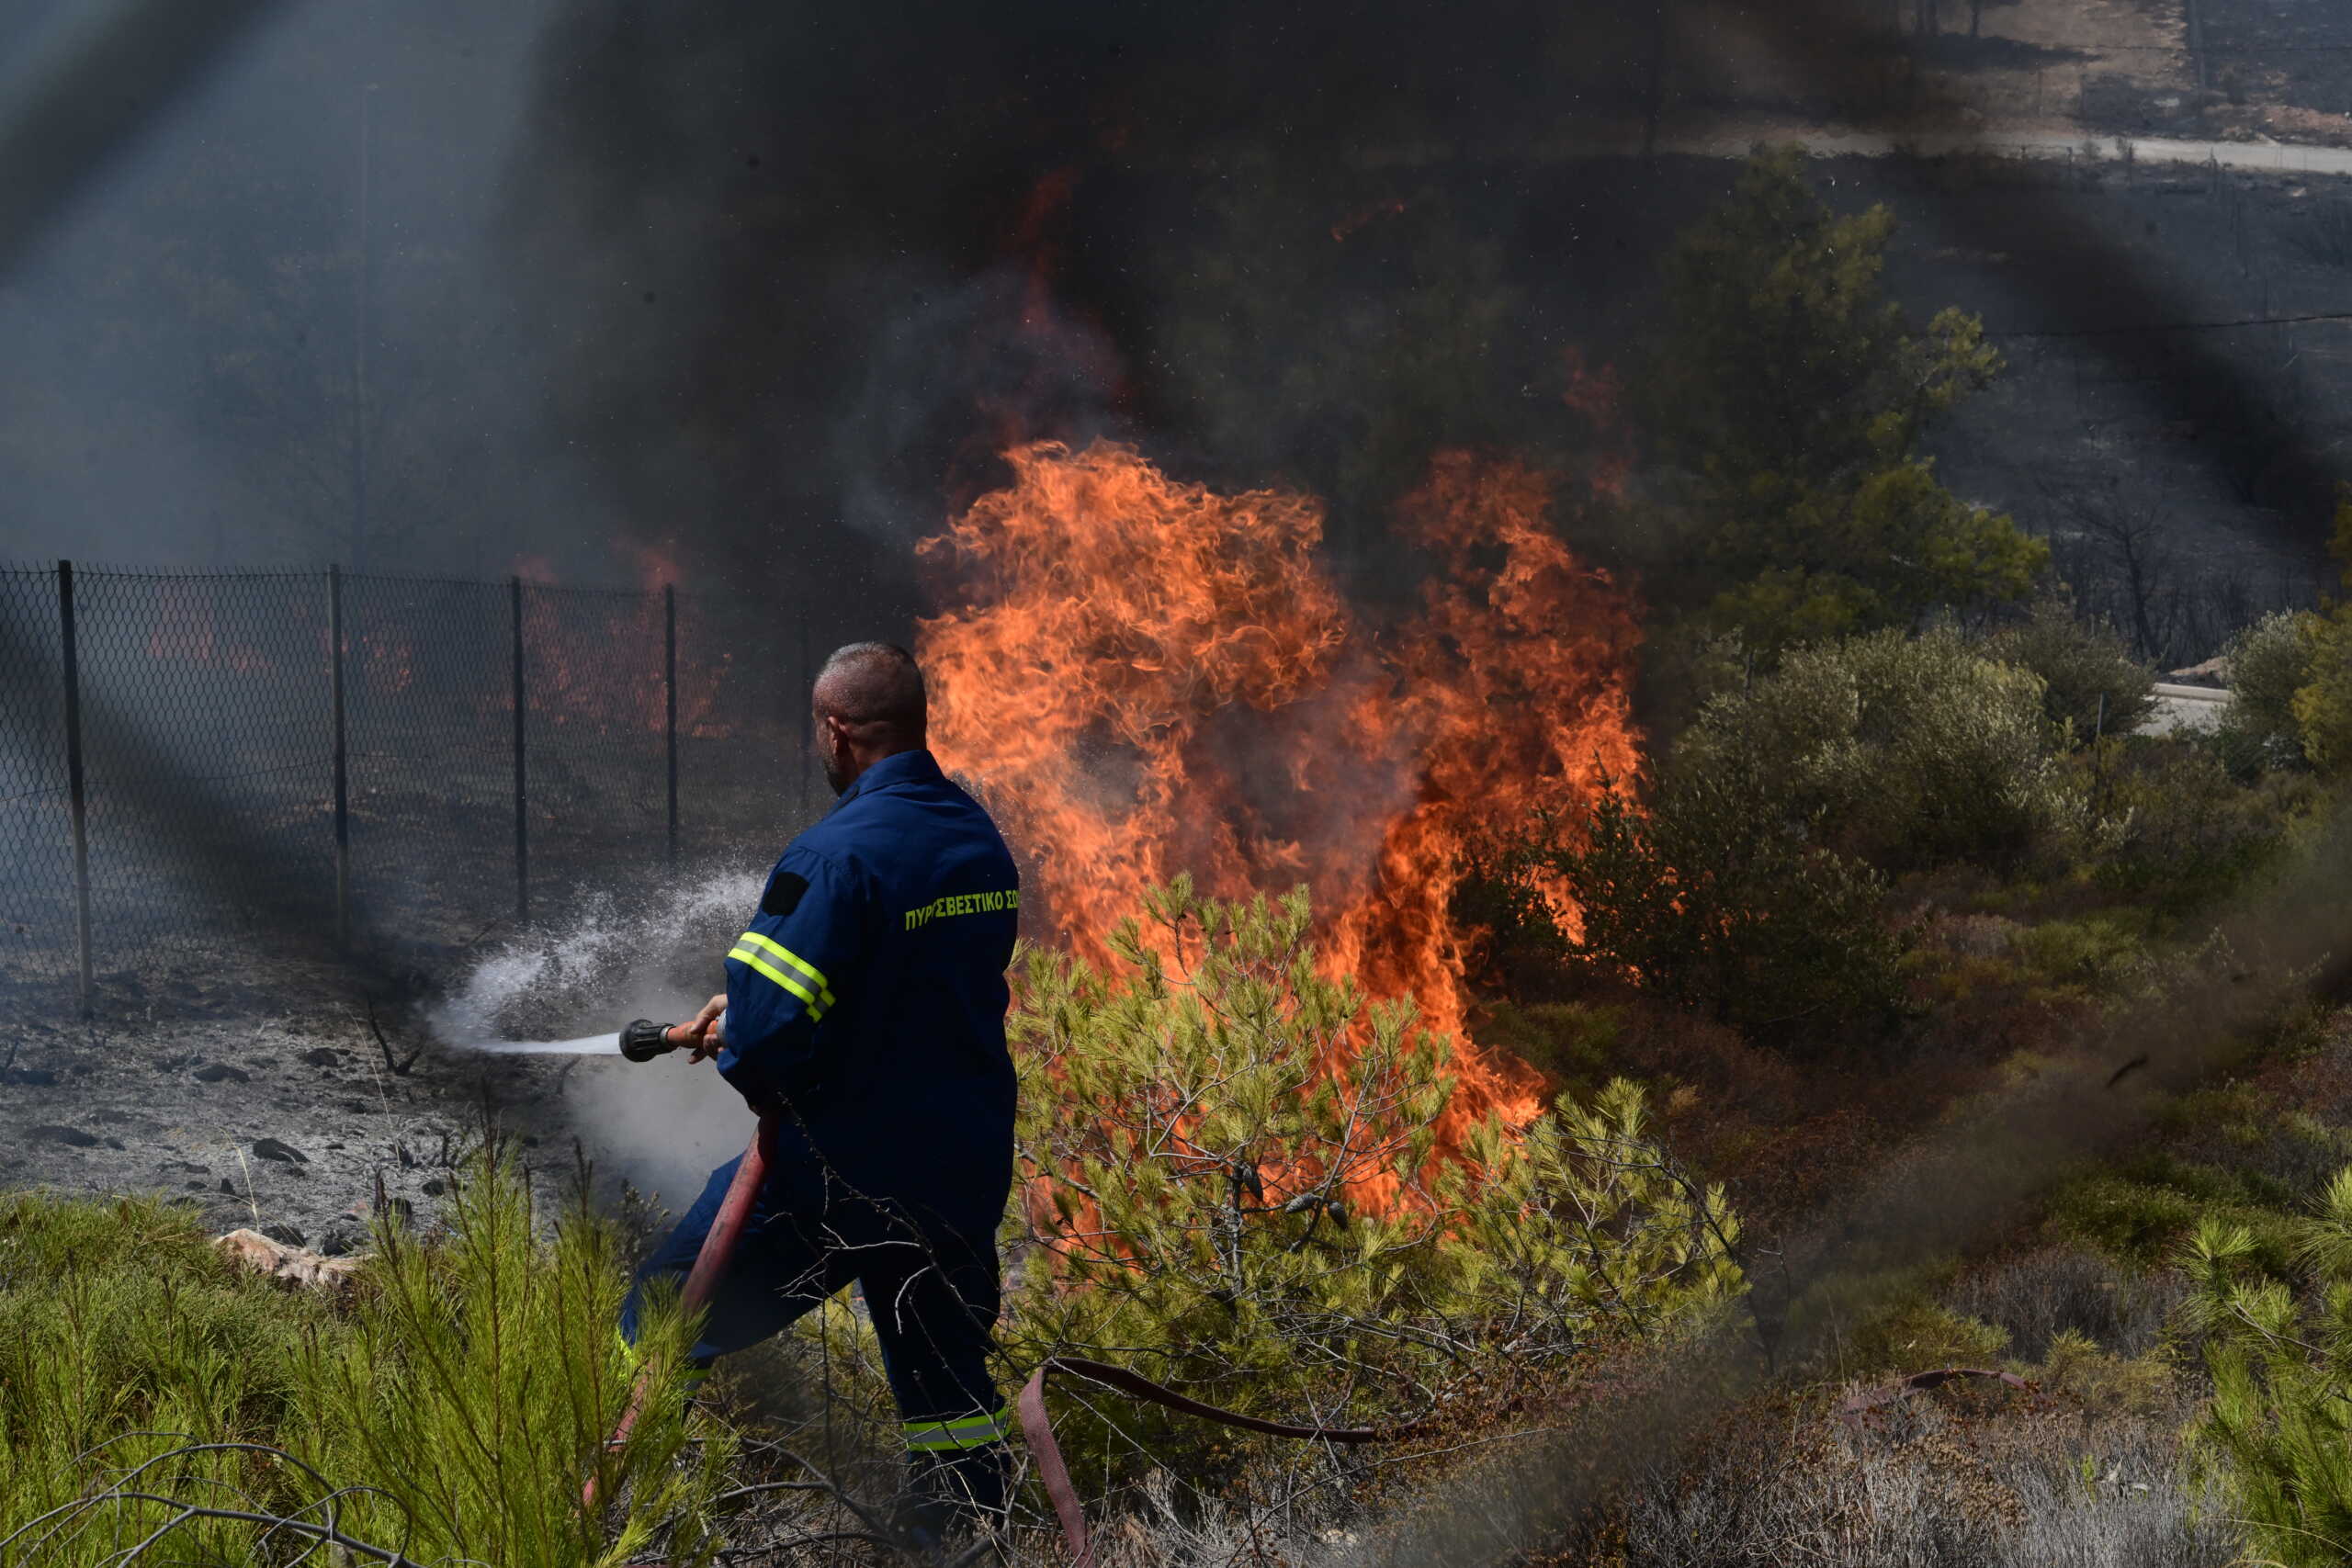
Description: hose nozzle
xmin=618 ymin=1019 xmax=681 ymax=1063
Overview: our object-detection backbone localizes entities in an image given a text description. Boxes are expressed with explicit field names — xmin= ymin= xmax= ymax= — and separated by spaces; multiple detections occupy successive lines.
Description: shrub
xmin=2218 ymin=609 xmax=2318 ymax=770
xmin=0 ymin=1163 xmax=729 ymax=1567
xmin=2007 ymin=914 xmax=2154 ymax=998
xmin=999 ymin=879 xmax=1744 ymax=1483
xmin=1983 ymin=599 xmax=2155 ymax=746
xmin=1674 ymin=627 xmax=2074 ymax=874
xmin=2184 ymin=1168 xmax=2352 ymax=1565
xmin=2288 ymin=483 xmax=2352 ymax=774
xmin=1947 ymin=1245 xmax=2182 ymax=1361
xmin=1549 ymin=773 xmax=1909 ymax=1045
xmin=2071 ymin=738 xmax=2312 ymax=914
xmin=2295 ymin=609 xmax=2352 ymax=775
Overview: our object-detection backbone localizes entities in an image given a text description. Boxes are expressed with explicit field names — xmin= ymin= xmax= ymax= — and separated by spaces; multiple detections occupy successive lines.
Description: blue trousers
xmin=619 ymin=1149 xmax=1010 ymax=1518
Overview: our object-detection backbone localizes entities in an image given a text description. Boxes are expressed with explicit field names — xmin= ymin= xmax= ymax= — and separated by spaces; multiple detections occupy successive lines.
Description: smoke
xmin=428 ymin=869 xmax=762 ymax=1205
xmin=491 ymin=2 xmax=1702 ymax=596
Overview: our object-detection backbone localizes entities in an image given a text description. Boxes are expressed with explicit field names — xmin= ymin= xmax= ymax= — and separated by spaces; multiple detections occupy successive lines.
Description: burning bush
xmin=998 ymin=879 xmax=1744 ymax=1486
xmin=920 ymin=437 xmax=1645 ymax=1156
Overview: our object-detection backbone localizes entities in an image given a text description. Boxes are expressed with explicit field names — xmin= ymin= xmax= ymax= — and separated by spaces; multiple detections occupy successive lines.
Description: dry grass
xmin=1948 ymin=1245 xmax=2185 ymax=1361
xmin=1569 ymin=1385 xmax=2232 ymax=1568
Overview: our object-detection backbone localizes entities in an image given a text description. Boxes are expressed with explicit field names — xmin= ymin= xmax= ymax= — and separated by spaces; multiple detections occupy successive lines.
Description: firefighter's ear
xmin=761 ymin=872 xmax=809 ymax=918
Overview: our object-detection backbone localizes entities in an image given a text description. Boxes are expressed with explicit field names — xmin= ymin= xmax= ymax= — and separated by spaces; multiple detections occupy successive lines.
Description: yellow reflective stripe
xmin=735 ymin=931 xmax=835 ymax=1008
xmin=727 ymin=945 xmax=827 ymax=1020
xmin=902 ymin=1406 xmax=1012 ymax=1450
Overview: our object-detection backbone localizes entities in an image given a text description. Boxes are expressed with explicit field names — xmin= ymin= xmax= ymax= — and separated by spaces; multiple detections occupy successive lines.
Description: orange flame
xmin=918 ymin=440 xmax=1642 ymax=1160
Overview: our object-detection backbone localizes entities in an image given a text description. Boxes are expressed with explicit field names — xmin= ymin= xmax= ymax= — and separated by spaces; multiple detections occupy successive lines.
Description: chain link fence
xmin=0 ymin=563 xmax=854 ymax=1020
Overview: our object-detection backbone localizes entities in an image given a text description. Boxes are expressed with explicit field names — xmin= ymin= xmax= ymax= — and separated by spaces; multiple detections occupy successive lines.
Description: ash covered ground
xmin=1 ymin=873 xmax=774 ymax=1254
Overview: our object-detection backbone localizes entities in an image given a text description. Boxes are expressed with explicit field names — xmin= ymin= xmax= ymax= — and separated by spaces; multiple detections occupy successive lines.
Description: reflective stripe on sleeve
xmin=902 ymin=1404 xmax=1012 ymax=1451
xmin=733 ymin=930 xmax=837 ymax=1010
xmin=727 ymin=942 xmax=830 ymax=1021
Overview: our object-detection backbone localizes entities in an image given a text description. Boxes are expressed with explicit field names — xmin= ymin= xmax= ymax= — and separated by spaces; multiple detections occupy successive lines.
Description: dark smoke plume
xmin=505 ymin=0 xmax=2347 ymax=604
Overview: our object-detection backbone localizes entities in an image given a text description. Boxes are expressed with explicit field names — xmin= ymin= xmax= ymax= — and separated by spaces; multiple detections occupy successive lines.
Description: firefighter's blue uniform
xmin=621 ymin=748 xmax=1021 ymax=1516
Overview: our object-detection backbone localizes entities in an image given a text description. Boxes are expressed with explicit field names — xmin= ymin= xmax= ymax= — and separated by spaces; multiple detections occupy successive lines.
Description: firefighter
xmin=621 ymin=640 xmax=1020 ymax=1545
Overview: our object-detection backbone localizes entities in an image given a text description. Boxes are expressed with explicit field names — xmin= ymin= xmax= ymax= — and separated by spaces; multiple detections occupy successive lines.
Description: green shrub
xmin=1845 ymin=1300 xmax=2009 ymax=1375
xmin=999 ymin=879 xmax=1744 ymax=1482
xmin=1549 ymin=773 xmax=1908 ymax=1045
xmin=2220 ymin=609 xmax=2319 ymax=771
xmin=2055 ymin=1169 xmax=2300 ymax=1277
xmin=1674 ymin=627 xmax=2074 ymax=874
xmin=2296 ymin=609 xmax=2352 ymax=775
xmin=1983 ymin=599 xmax=2154 ymax=746
xmin=0 ymin=1163 xmax=729 ymax=1566
xmin=2007 ymin=914 xmax=2154 ymax=998
xmin=2184 ymin=1168 xmax=2352 ymax=1564
xmin=2070 ymin=738 xmax=2316 ymax=914
xmin=2284 ymin=483 xmax=2352 ymax=774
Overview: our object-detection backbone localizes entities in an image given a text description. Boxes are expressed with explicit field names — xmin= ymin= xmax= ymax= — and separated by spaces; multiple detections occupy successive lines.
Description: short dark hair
xmin=814 ymin=641 xmax=926 ymax=741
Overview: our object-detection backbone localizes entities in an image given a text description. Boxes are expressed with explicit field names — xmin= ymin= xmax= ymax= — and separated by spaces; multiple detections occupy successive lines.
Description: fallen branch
xmin=366 ymin=996 xmax=426 ymax=1077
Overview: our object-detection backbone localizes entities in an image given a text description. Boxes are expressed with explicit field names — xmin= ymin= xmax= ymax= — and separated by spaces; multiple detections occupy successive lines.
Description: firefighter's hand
xmin=683 ymin=992 xmax=728 ymax=1061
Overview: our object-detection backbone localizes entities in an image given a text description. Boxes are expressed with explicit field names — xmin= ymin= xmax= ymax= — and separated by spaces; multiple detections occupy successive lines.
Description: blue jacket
xmin=716 ymin=749 xmax=1020 ymax=1238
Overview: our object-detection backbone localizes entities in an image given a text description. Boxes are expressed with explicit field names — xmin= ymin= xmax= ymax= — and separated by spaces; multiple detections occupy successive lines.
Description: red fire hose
xmin=1018 ymin=1357 xmax=1384 ymax=1568
xmin=583 ymin=1110 xmax=778 ymax=1512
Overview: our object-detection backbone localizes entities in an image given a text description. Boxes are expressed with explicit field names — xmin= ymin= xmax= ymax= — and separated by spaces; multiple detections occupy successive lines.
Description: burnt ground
xmin=0 ymin=900 xmax=763 ymax=1253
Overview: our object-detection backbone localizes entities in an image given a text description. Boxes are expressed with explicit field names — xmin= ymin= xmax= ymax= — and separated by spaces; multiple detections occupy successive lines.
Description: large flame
xmin=918 ymin=440 xmax=1642 ymax=1145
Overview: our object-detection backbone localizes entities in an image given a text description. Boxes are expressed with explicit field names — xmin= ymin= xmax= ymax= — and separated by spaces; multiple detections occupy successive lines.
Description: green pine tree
xmin=1643 ymin=146 xmax=2046 ymax=653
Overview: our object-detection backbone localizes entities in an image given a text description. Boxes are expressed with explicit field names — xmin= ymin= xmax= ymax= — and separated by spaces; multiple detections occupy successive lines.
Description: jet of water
xmin=462 ymin=1034 xmax=621 ymax=1056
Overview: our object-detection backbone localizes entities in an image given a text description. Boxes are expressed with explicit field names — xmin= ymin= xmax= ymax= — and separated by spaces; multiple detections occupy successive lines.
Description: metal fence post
xmin=664 ymin=584 xmax=678 ymax=872
xmin=511 ymin=575 xmax=528 ymax=926
xmin=329 ymin=565 xmax=350 ymax=949
xmin=59 ymin=560 xmax=93 ymax=1015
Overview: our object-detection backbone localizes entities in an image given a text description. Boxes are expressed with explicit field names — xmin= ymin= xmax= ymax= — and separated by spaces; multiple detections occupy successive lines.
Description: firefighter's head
xmin=811 ymin=641 xmax=926 ymax=795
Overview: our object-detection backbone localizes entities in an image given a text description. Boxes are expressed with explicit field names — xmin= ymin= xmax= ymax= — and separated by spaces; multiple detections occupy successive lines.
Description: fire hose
xmin=583 ymin=1018 xmax=775 ymax=1513
xmin=584 ymin=1018 xmax=1390 ymax=1563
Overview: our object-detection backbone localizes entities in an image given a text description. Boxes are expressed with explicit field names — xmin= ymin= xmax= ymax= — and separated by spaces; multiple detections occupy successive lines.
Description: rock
xmin=260 ymin=1223 xmax=306 ymax=1247
xmin=252 ymin=1137 xmax=308 ymax=1164
xmin=27 ymin=1124 xmax=97 ymax=1147
xmin=193 ymin=1064 xmax=251 ymax=1084
xmin=300 ymin=1048 xmax=344 ymax=1068
xmin=219 ymin=1178 xmax=237 ymax=1194
xmin=213 ymin=1229 xmax=359 ymax=1292
xmin=421 ymin=1178 xmax=446 ymax=1196
xmin=184 ymin=1180 xmax=207 ymax=1190
xmin=2 ymin=1067 xmax=57 ymax=1087
xmin=319 ymin=1221 xmax=368 ymax=1257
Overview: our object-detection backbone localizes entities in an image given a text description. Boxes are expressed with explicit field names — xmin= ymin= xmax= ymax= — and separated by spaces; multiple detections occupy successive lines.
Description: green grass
xmin=0 ymin=1159 xmax=730 ymax=1567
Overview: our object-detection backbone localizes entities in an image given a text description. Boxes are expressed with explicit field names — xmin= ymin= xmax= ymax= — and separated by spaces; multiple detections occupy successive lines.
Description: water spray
xmin=460 ymin=1019 xmax=699 ymax=1060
